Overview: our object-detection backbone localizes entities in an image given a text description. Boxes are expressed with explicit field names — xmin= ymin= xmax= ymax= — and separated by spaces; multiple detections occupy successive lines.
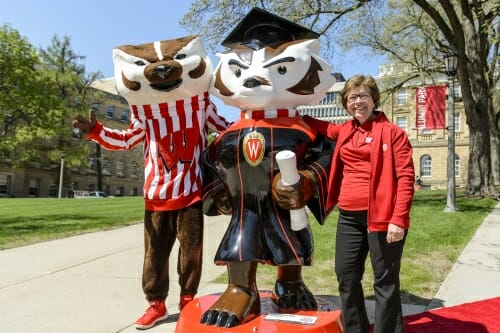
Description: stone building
xmin=0 ymin=78 xmax=144 ymax=198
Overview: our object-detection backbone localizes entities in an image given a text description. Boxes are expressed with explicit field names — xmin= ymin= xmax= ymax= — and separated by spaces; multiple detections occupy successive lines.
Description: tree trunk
xmin=465 ymin=124 xmax=496 ymax=197
xmin=491 ymin=130 xmax=500 ymax=187
xmin=460 ymin=17 xmax=498 ymax=198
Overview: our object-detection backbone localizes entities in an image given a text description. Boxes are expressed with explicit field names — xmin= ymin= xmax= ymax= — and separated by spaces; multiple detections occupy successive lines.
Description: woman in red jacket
xmin=303 ymin=74 xmax=415 ymax=333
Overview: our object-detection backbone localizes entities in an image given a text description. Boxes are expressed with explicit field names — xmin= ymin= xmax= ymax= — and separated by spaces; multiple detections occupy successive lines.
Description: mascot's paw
xmin=272 ymin=170 xmax=316 ymax=210
xmin=72 ymin=109 xmax=97 ymax=136
xmin=200 ymin=283 xmax=260 ymax=328
xmin=273 ymin=279 xmax=318 ymax=310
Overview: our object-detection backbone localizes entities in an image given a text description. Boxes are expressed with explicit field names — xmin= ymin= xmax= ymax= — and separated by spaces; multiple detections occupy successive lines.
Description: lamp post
xmin=58 ymin=151 xmax=65 ymax=199
xmin=444 ymin=52 xmax=458 ymax=212
xmin=96 ymin=143 xmax=103 ymax=191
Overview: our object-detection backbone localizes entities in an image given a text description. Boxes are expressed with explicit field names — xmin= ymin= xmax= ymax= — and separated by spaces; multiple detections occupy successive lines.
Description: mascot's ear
xmin=300 ymin=39 xmax=320 ymax=54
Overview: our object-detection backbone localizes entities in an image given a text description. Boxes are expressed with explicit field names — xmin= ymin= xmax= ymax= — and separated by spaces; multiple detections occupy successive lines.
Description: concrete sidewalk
xmin=0 ymin=202 xmax=498 ymax=332
xmin=427 ymin=201 xmax=500 ymax=310
xmin=0 ymin=215 xmax=229 ymax=333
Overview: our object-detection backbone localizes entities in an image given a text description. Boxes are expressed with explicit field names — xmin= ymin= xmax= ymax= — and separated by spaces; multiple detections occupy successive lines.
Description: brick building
xmin=298 ymin=68 xmax=468 ymax=190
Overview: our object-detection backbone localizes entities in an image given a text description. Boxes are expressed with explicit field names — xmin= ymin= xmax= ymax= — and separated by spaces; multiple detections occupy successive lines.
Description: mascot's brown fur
xmin=73 ymin=35 xmax=228 ymax=328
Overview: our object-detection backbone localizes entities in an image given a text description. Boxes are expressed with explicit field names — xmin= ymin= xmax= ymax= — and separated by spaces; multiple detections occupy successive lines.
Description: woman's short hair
xmin=340 ymin=74 xmax=380 ymax=109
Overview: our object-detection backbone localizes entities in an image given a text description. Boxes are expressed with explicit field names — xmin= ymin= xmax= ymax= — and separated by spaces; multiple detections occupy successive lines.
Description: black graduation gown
xmin=202 ymin=115 xmax=334 ymax=266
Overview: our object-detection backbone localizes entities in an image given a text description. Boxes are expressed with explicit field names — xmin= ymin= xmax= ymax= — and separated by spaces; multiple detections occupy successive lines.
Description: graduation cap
xmin=221 ymin=7 xmax=319 ymax=50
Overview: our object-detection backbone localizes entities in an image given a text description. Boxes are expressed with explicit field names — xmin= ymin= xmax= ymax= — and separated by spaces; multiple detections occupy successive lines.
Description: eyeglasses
xmin=347 ymin=94 xmax=371 ymax=103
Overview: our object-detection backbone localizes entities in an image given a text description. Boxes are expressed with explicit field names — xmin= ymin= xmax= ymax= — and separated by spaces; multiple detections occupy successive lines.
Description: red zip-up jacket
xmin=304 ymin=112 xmax=415 ymax=231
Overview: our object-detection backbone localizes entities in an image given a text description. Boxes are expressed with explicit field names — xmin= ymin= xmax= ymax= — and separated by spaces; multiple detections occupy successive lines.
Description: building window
xmin=91 ymin=101 xmax=101 ymax=113
xmin=319 ymin=92 xmax=337 ymax=105
xmin=396 ymin=89 xmax=407 ymax=105
xmin=130 ymin=161 xmax=139 ymax=178
xmin=130 ymin=187 xmax=138 ymax=196
xmin=106 ymin=105 xmax=115 ymax=119
xmin=120 ymin=110 xmax=128 ymax=122
xmin=102 ymin=157 xmax=112 ymax=176
xmin=49 ymin=184 xmax=57 ymax=197
xmin=420 ymin=155 xmax=432 ymax=177
xmin=396 ymin=116 xmax=407 ymax=131
xmin=28 ymin=179 xmax=40 ymax=196
xmin=117 ymin=160 xmax=125 ymax=177
xmin=0 ymin=174 xmax=11 ymax=195
xmin=115 ymin=186 xmax=124 ymax=196
xmin=88 ymin=156 xmax=96 ymax=170
xmin=453 ymin=84 xmax=462 ymax=99
xmin=455 ymin=155 xmax=460 ymax=177
xmin=454 ymin=112 xmax=461 ymax=132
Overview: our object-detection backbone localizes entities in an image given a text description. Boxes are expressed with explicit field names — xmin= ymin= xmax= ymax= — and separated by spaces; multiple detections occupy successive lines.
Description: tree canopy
xmin=0 ymin=25 xmax=101 ymax=170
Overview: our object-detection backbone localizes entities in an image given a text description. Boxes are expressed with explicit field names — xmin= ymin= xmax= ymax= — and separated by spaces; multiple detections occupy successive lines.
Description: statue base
xmin=175 ymin=290 xmax=343 ymax=333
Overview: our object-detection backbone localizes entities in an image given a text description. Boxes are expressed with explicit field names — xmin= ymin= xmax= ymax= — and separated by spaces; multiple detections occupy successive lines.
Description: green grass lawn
xmin=0 ymin=196 xmax=144 ymax=249
xmin=0 ymin=190 xmax=497 ymax=305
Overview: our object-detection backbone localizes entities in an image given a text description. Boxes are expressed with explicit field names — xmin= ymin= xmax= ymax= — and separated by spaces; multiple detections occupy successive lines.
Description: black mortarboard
xmin=221 ymin=7 xmax=319 ymax=50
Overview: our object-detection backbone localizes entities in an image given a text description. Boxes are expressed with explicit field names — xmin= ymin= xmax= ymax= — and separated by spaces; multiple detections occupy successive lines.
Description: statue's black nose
xmin=243 ymin=77 xmax=260 ymax=88
xmin=155 ymin=65 xmax=172 ymax=79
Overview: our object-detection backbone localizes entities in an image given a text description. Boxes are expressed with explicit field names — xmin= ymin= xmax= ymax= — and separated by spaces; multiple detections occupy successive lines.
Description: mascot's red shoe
xmin=179 ymin=294 xmax=195 ymax=311
xmin=135 ymin=300 xmax=168 ymax=330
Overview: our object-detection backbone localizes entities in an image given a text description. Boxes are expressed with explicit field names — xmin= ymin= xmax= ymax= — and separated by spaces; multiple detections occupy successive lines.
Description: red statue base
xmin=175 ymin=291 xmax=343 ymax=333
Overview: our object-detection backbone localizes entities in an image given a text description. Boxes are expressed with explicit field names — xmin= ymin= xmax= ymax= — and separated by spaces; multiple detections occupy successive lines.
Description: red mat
xmin=400 ymin=297 xmax=500 ymax=333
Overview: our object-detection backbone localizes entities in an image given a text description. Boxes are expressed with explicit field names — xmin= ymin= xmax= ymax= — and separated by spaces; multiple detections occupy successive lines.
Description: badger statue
xmin=199 ymin=8 xmax=336 ymax=328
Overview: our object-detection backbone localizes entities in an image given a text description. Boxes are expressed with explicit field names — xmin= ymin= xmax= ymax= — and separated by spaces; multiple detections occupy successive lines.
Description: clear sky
xmin=1 ymin=0 xmax=383 ymax=121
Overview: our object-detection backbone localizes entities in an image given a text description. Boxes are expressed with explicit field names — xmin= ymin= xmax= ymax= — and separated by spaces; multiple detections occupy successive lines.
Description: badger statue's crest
xmin=212 ymin=38 xmax=335 ymax=110
xmin=191 ymin=7 xmax=339 ymax=330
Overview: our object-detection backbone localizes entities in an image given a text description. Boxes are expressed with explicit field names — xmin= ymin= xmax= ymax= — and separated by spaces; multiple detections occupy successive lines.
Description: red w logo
xmin=159 ymin=128 xmax=198 ymax=170
xmin=243 ymin=131 xmax=265 ymax=166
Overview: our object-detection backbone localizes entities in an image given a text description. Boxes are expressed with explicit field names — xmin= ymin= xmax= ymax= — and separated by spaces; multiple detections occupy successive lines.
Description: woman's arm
xmin=302 ymin=115 xmax=340 ymax=140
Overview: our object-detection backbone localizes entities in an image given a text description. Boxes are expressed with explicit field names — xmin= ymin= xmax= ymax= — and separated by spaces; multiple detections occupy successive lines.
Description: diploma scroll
xmin=275 ymin=150 xmax=310 ymax=231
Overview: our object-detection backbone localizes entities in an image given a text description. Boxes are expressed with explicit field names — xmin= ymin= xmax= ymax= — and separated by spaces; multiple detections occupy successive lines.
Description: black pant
xmin=335 ymin=209 xmax=406 ymax=333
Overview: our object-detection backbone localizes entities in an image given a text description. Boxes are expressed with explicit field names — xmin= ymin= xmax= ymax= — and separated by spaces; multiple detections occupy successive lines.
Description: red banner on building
xmin=415 ymin=85 xmax=446 ymax=129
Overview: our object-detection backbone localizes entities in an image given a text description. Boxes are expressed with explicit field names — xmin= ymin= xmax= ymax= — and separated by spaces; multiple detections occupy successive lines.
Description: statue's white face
xmin=210 ymin=39 xmax=335 ymax=111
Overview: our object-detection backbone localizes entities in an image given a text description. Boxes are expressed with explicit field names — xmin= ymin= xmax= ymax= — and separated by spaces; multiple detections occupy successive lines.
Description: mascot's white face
xmin=113 ymin=36 xmax=213 ymax=105
xmin=210 ymin=39 xmax=335 ymax=110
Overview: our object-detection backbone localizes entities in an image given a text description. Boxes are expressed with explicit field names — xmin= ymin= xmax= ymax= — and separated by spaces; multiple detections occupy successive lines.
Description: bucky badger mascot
xmin=200 ymin=8 xmax=336 ymax=328
xmin=73 ymin=36 xmax=228 ymax=330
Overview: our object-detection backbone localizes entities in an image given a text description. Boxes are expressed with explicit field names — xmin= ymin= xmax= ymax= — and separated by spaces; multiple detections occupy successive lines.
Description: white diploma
xmin=275 ymin=150 xmax=310 ymax=231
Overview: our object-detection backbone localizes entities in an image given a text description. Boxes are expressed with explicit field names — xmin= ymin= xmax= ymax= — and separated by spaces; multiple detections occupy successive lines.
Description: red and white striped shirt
xmin=87 ymin=92 xmax=229 ymax=211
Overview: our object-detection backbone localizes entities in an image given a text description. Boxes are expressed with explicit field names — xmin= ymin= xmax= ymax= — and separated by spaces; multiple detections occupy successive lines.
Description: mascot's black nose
xmin=155 ymin=65 xmax=172 ymax=79
xmin=243 ymin=77 xmax=261 ymax=88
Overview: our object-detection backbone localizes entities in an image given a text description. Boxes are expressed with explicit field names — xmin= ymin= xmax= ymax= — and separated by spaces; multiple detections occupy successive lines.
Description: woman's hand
xmin=386 ymin=223 xmax=405 ymax=243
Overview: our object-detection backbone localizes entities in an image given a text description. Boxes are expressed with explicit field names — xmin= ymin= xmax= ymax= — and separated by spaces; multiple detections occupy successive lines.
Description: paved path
xmin=427 ymin=201 xmax=500 ymax=309
xmin=0 ymin=202 xmax=498 ymax=332
xmin=0 ymin=215 xmax=229 ymax=333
